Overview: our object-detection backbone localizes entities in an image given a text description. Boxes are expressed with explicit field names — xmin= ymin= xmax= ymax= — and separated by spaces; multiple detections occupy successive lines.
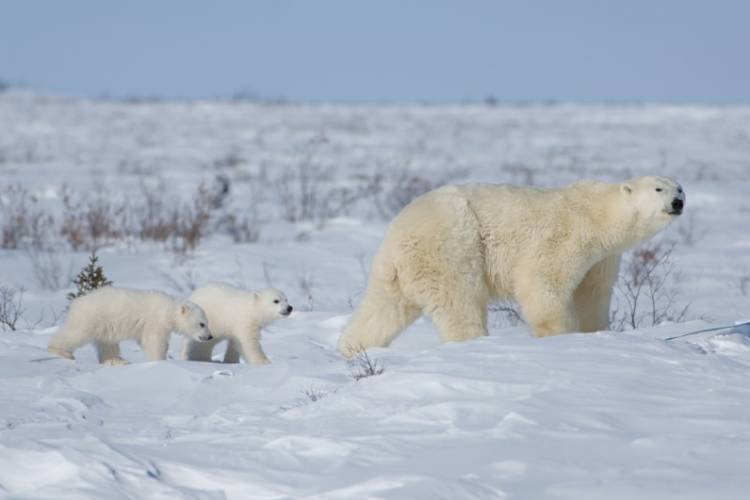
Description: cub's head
xmin=620 ymin=176 xmax=685 ymax=227
xmin=175 ymin=301 xmax=213 ymax=341
xmin=254 ymin=288 xmax=293 ymax=326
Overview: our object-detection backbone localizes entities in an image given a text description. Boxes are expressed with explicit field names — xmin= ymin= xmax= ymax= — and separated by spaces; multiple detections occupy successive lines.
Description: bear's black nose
xmin=672 ymin=198 xmax=684 ymax=211
xmin=286 ymin=305 xmax=293 ymax=313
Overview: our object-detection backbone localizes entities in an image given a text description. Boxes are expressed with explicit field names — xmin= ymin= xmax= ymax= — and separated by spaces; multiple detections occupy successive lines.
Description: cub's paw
xmin=102 ymin=357 xmax=130 ymax=366
xmin=48 ymin=347 xmax=75 ymax=360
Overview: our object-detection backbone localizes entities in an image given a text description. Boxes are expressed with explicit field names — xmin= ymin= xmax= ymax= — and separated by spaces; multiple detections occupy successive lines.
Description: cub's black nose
xmin=286 ymin=305 xmax=293 ymax=313
xmin=672 ymin=198 xmax=684 ymax=211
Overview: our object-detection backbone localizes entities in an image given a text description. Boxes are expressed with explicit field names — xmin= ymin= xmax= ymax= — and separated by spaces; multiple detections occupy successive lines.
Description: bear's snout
xmin=283 ymin=305 xmax=293 ymax=316
xmin=671 ymin=198 xmax=684 ymax=214
xmin=199 ymin=333 xmax=213 ymax=341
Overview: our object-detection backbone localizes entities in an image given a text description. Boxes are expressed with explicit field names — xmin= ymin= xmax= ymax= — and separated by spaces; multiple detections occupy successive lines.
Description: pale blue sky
xmin=1 ymin=0 xmax=748 ymax=103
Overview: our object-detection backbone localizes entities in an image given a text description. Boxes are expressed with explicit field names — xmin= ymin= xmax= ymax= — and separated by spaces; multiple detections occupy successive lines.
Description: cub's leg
xmin=182 ymin=337 xmax=219 ymax=361
xmin=96 ymin=341 xmax=129 ymax=365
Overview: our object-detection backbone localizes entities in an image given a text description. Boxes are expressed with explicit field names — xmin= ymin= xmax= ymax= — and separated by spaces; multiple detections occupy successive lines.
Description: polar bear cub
xmin=48 ymin=287 xmax=213 ymax=364
xmin=182 ymin=284 xmax=293 ymax=364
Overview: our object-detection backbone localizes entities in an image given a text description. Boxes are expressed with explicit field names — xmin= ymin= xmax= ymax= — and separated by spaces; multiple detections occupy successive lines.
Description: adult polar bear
xmin=339 ymin=176 xmax=685 ymax=357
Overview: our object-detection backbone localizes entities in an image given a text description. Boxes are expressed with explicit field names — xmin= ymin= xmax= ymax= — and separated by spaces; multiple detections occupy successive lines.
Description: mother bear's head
xmin=618 ymin=175 xmax=685 ymax=243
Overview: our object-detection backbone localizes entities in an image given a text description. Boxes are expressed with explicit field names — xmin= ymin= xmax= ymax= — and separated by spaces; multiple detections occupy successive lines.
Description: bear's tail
xmin=338 ymin=257 xmax=420 ymax=358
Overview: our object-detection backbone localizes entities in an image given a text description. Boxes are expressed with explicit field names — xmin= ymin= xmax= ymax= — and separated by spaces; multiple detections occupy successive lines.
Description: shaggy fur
xmin=339 ymin=176 xmax=685 ymax=357
xmin=181 ymin=284 xmax=292 ymax=364
xmin=48 ymin=287 xmax=212 ymax=364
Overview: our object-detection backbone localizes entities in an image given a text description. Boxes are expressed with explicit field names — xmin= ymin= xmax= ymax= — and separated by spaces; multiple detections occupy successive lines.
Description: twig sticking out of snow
xmin=662 ymin=320 xmax=750 ymax=341
xmin=348 ymin=349 xmax=385 ymax=381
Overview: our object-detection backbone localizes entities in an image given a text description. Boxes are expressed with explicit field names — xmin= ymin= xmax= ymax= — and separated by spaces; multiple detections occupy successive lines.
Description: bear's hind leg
xmin=424 ymin=287 xmax=489 ymax=343
xmin=182 ymin=337 xmax=218 ymax=361
xmin=402 ymin=248 xmax=490 ymax=344
xmin=96 ymin=341 xmax=128 ymax=365
xmin=338 ymin=286 xmax=421 ymax=358
xmin=47 ymin=324 xmax=91 ymax=360
xmin=222 ymin=339 xmax=241 ymax=363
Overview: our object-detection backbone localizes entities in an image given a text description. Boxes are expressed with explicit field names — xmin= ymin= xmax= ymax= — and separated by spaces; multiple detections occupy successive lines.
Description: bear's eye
xmin=655 ymin=188 xmax=663 ymax=192
xmin=199 ymin=322 xmax=205 ymax=328
xmin=273 ymin=299 xmax=280 ymax=304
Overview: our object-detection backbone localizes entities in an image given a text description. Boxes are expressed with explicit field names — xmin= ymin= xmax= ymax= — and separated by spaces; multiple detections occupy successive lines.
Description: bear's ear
xmin=180 ymin=304 xmax=189 ymax=316
xmin=620 ymin=184 xmax=633 ymax=195
xmin=253 ymin=292 xmax=260 ymax=301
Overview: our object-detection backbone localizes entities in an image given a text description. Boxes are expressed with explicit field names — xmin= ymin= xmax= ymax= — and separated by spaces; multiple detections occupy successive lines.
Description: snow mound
xmin=1 ymin=319 xmax=749 ymax=499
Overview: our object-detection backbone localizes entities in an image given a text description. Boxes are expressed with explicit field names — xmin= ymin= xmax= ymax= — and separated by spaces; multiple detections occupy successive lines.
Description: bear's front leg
xmin=222 ymin=339 xmax=241 ymax=363
xmin=141 ymin=335 xmax=170 ymax=361
xmin=515 ymin=276 xmax=579 ymax=337
xmin=237 ymin=337 xmax=270 ymax=365
xmin=574 ymin=254 xmax=621 ymax=332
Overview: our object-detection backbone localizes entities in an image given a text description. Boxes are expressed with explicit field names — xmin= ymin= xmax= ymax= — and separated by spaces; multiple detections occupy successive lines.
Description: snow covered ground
xmin=1 ymin=90 xmax=750 ymax=499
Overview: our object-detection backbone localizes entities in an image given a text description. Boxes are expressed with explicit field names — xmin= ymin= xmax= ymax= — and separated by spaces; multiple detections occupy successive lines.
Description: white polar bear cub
xmin=339 ymin=176 xmax=685 ymax=357
xmin=48 ymin=287 xmax=213 ymax=364
xmin=182 ymin=284 xmax=293 ymax=364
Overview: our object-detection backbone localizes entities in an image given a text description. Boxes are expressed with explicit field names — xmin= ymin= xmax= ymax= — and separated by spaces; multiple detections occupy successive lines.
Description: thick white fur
xmin=339 ymin=176 xmax=685 ymax=357
xmin=181 ymin=284 xmax=292 ymax=364
xmin=48 ymin=287 xmax=212 ymax=364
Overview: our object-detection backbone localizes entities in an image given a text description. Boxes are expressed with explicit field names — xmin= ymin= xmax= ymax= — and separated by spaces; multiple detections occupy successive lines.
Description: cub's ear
xmin=180 ymin=304 xmax=189 ymax=315
xmin=620 ymin=184 xmax=633 ymax=195
xmin=253 ymin=292 xmax=260 ymax=301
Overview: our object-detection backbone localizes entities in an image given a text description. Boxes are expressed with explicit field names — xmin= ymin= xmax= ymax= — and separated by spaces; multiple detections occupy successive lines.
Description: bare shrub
xmin=25 ymin=249 xmax=70 ymax=291
xmin=302 ymin=387 xmax=328 ymax=403
xmin=372 ymin=168 xmax=467 ymax=220
xmin=220 ymin=169 xmax=267 ymax=243
xmin=223 ymin=213 xmax=261 ymax=243
xmin=349 ymin=349 xmax=385 ymax=381
xmin=168 ymin=183 xmax=216 ymax=254
xmin=279 ymin=386 xmax=334 ymax=411
xmin=3 ymin=178 xmax=236 ymax=254
xmin=160 ymin=266 xmax=199 ymax=294
xmin=610 ymin=241 xmax=690 ymax=331
xmin=134 ymin=180 xmax=176 ymax=242
xmin=378 ymin=172 xmax=432 ymax=217
xmin=0 ymin=185 xmax=54 ymax=250
xmin=206 ymin=175 xmax=232 ymax=210
xmin=0 ymin=286 xmax=24 ymax=331
xmin=60 ymin=187 xmax=125 ymax=251
xmin=504 ymin=163 xmax=536 ymax=186
xmin=272 ymin=137 xmax=381 ymax=224
xmin=134 ymin=180 xmax=218 ymax=253
xmin=674 ymin=213 xmax=704 ymax=247
xmin=274 ymin=159 xmax=333 ymax=223
xmin=261 ymin=261 xmax=274 ymax=287
xmin=212 ymin=151 xmax=246 ymax=170
xmin=297 ymin=272 xmax=314 ymax=311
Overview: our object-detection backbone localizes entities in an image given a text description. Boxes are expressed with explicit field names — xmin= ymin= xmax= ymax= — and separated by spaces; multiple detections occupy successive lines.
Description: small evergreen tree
xmin=67 ymin=251 xmax=113 ymax=301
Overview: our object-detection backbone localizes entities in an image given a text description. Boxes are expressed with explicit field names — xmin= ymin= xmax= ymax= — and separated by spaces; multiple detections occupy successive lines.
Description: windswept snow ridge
xmin=1 ymin=321 xmax=749 ymax=499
